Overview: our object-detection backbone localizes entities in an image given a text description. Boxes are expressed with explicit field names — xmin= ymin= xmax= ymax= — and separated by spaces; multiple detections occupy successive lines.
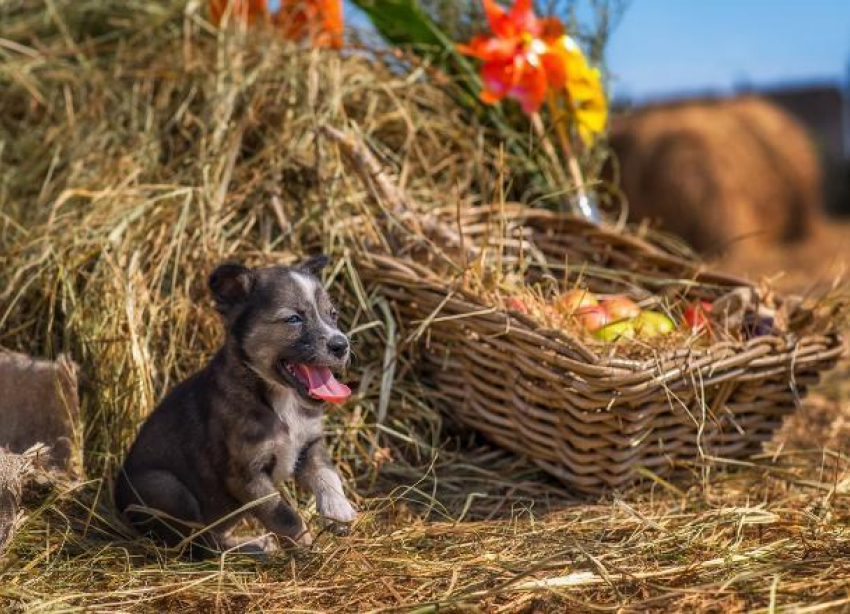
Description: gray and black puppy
xmin=115 ymin=256 xmax=356 ymax=555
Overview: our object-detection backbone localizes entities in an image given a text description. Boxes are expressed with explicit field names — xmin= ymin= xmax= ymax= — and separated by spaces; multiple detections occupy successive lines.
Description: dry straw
xmin=2 ymin=1 xmax=850 ymax=612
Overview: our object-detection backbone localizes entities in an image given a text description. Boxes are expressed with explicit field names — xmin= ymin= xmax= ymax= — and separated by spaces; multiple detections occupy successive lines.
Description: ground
xmin=2 ymin=2 xmax=850 ymax=608
xmin=2 ymin=244 xmax=850 ymax=611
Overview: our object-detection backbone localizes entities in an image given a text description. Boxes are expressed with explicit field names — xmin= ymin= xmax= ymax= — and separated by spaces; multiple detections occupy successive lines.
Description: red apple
xmin=683 ymin=301 xmax=713 ymax=332
xmin=504 ymin=297 xmax=529 ymax=314
xmin=577 ymin=305 xmax=610 ymax=332
xmin=556 ymin=289 xmax=598 ymax=315
xmin=601 ymin=297 xmax=640 ymax=322
xmin=542 ymin=304 xmax=565 ymax=325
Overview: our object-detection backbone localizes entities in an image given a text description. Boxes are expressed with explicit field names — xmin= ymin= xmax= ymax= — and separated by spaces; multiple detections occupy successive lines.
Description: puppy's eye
xmin=282 ymin=314 xmax=303 ymax=325
xmin=330 ymin=308 xmax=338 ymax=321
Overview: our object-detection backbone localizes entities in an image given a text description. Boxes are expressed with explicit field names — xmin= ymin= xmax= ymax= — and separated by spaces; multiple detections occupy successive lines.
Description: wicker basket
xmin=358 ymin=205 xmax=843 ymax=493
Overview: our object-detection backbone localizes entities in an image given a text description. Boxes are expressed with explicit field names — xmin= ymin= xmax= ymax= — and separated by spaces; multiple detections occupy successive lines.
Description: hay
xmin=0 ymin=0 xmax=504 ymax=483
xmin=0 ymin=351 xmax=80 ymax=469
xmin=0 ymin=449 xmax=26 ymax=556
xmin=0 ymin=445 xmax=47 ymax=558
xmin=2 ymin=1 xmax=850 ymax=612
xmin=608 ymin=96 xmax=823 ymax=255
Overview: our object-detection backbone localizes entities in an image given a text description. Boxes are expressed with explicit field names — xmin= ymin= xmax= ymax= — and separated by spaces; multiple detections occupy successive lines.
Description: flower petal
xmin=480 ymin=60 xmax=513 ymax=99
xmin=539 ymin=46 xmax=568 ymax=89
xmin=481 ymin=0 xmax=511 ymax=37
xmin=511 ymin=64 xmax=548 ymax=113
xmin=459 ymin=35 xmax=518 ymax=61
xmin=272 ymin=0 xmax=344 ymax=48
xmin=507 ymin=0 xmax=538 ymax=35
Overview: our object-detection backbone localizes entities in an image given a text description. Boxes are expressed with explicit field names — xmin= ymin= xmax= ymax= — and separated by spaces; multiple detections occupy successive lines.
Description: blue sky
xmin=605 ymin=0 xmax=850 ymax=100
xmin=346 ymin=1 xmax=850 ymax=100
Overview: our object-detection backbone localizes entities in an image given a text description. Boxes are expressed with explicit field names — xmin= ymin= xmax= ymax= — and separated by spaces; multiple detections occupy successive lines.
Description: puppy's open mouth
xmin=280 ymin=361 xmax=351 ymax=404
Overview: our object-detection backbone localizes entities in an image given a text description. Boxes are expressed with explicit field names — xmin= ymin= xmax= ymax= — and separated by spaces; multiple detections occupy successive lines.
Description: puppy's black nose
xmin=328 ymin=335 xmax=349 ymax=358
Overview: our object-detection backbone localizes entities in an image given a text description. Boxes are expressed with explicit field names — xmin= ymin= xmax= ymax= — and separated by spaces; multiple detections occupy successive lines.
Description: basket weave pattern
xmin=360 ymin=206 xmax=843 ymax=492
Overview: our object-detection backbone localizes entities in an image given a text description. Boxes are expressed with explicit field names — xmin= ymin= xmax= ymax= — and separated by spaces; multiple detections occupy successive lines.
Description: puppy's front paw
xmin=295 ymin=528 xmax=314 ymax=547
xmin=278 ymin=526 xmax=313 ymax=548
xmin=317 ymin=492 xmax=357 ymax=524
xmin=221 ymin=533 xmax=279 ymax=555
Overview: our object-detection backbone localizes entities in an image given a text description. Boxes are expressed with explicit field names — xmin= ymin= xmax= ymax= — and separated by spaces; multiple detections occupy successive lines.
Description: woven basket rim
xmin=357 ymin=204 xmax=845 ymax=374
xmin=352 ymin=204 xmax=845 ymax=491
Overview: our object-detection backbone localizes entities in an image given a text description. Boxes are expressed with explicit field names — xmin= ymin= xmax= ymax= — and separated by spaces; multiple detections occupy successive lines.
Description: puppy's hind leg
xmin=116 ymin=469 xmax=220 ymax=558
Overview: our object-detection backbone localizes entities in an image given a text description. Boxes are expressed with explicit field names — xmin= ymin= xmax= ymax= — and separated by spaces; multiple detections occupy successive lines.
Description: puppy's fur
xmin=115 ymin=257 xmax=356 ymax=556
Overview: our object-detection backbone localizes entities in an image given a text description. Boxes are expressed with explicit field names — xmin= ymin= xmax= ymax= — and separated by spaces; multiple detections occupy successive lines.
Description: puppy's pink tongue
xmin=294 ymin=364 xmax=351 ymax=404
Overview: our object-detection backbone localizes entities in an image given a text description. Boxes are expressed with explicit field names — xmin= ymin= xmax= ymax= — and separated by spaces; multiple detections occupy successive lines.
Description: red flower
xmin=459 ymin=0 xmax=569 ymax=113
xmin=210 ymin=0 xmax=343 ymax=49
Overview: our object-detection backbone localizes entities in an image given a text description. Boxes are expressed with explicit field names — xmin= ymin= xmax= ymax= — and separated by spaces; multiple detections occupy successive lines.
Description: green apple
xmin=593 ymin=320 xmax=636 ymax=342
xmin=634 ymin=311 xmax=675 ymax=338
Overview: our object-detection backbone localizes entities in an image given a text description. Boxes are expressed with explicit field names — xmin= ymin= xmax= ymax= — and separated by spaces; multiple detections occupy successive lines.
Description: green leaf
xmin=351 ymin=0 xmax=482 ymax=102
xmin=353 ymin=0 xmax=526 ymax=146
xmin=351 ymin=0 xmax=453 ymax=50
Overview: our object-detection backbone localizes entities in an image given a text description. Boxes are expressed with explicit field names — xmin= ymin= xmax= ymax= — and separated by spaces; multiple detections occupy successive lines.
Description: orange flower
xmin=276 ymin=0 xmax=344 ymax=49
xmin=458 ymin=0 xmax=569 ymax=113
xmin=209 ymin=0 xmax=268 ymax=26
xmin=209 ymin=0 xmax=343 ymax=49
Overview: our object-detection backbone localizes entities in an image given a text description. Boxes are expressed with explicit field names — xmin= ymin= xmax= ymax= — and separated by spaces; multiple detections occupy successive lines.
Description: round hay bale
xmin=608 ymin=96 xmax=823 ymax=254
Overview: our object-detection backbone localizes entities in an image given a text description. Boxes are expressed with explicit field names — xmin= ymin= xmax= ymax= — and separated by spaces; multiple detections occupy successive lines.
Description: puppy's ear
xmin=296 ymin=254 xmax=330 ymax=277
xmin=209 ymin=263 xmax=254 ymax=313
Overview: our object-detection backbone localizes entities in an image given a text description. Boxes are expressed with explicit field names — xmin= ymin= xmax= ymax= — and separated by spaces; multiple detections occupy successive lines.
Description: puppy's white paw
xmin=316 ymin=491 xmax=357 ymax=524
xmin=295 ymin=528 xmax=314 ymax=547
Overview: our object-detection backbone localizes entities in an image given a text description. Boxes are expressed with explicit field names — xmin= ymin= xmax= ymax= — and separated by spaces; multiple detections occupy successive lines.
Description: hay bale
xmin=0 ymin=449 xmax=24 ymax=556
xmin=0 ymin=445 xmax=44 ymax=556
xmin=0 ymin=351 xmax=79 ymax=470
xmin=608 ymin=96 xmax=823 ymax=254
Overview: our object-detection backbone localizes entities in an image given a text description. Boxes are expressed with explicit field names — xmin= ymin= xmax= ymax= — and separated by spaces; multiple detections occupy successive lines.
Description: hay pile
xmin=0 ymin=445 xmax=47 ymax=558
xmin=2 ymin=1 xmax=850 ymax=611
xmin=608 ymin=96 xmax=823 ymax=255
xmin=0 ymin=351 xmax=80 ymax=469
xmin=1 ymin=0 xmax=506 ymax=482
xmin=0 ymin=449 xmax=28 ymax=556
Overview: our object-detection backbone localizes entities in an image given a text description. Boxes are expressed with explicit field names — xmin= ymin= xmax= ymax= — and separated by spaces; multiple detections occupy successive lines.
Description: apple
xmin=601 ymin=297 xmax=641 ymax=322
xmin=504 ymin=297 xmax=529 ymax=314
xmin=683 ymin=300 xmax=713 ymax=332
xmin=542 ymin=304 xmax=564 ymax=325
xmin=593 ymin=320 xmax=636 ymax=342
xmin=575 ymin=305 xmax=610 ymax=332
xmin=634 ymin=311 xmax=675 ymax=338
xmin=556 ymin=289 xmax=598 ymax=315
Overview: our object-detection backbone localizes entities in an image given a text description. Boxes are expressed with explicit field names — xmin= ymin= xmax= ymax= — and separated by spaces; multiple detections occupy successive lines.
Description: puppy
xmin=115 ymin=256 xmax=356 ymax=556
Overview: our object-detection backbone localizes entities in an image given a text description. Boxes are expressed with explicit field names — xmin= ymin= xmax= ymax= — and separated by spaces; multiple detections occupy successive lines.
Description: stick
xmin=320 ymin=125 xmax=478 ymax=263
